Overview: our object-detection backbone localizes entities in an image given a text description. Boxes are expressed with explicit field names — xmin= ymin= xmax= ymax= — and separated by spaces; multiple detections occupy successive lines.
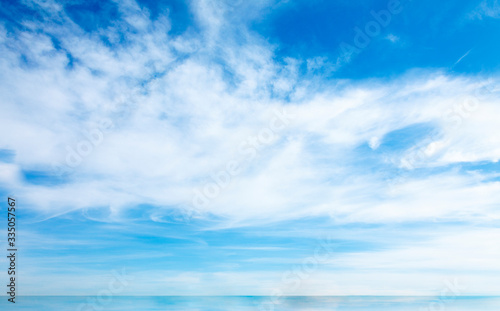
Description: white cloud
xmin=385 ymin=33 xmax=399 ymax=43
xmin=2 ymin=0 xmax=500 ymax=298
xmin=0 ymin=0 xmax=499 ymax=230
xmin=470 ymin=0 xmax=500 ymax=19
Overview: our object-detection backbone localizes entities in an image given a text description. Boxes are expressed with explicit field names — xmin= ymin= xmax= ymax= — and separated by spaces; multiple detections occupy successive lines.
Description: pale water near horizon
xmin=1 ymin=296 xmax=499 ymax=310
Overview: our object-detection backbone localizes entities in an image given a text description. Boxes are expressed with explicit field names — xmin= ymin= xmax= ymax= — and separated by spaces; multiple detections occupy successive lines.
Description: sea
xmin=0 ymin=296 xmax=499 ymax=310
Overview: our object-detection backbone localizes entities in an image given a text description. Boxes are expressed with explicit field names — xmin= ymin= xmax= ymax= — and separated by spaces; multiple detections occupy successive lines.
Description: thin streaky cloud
xmin=0 ymin=0 xmax=499 ymax=298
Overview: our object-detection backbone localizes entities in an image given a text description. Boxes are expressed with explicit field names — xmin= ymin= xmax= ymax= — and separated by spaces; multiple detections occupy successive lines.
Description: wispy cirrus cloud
xmin=1 ymin=0 xmax=500 ymax=226
xmin=470 ymin=0 xmax=500 ymax=19
xmin=1 ymin=0 xmax=500 ymax=297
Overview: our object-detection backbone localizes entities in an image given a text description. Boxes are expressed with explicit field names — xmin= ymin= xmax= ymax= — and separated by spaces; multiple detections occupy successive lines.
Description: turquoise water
xmin=1 ymin=296 xmax=499 ymax=310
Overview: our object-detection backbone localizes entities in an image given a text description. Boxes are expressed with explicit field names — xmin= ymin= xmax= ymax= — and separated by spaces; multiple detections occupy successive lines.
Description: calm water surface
xmin=1 ymin=296 xmax=499 ymax=310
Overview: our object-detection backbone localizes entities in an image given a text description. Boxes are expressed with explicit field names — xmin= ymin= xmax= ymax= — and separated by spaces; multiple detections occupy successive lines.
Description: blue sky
xmin=1 ymin=0 xmax=500 ymax=297
xmin=253 ymin=0 xmax=500 ymax=77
